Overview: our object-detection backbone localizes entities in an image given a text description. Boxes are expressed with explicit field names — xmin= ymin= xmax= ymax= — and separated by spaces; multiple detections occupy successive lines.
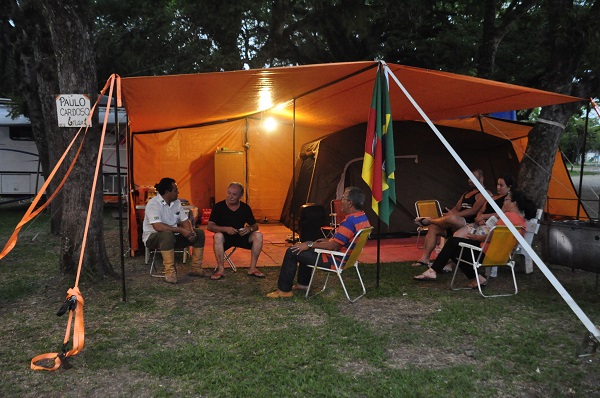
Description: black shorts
xmin=223 ymin=233 xmax=253 ymax=251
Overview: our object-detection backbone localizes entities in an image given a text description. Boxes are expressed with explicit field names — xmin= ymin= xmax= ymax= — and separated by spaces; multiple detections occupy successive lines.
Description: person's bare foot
xmin=414 ymin=217 xmax=431 ymax=227
xmin=466 ymin=275 xmax=486 ymax=288
xmin=413 ymin=267 xmax=437 ymax=281
xmin=410 ymin=260 xmax=430 ymax=267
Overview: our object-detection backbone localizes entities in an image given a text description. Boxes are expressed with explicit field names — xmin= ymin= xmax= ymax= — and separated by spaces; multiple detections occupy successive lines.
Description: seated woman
xmin=411 ymin=169 xmax=490 ymax=267
xmin=453 ymin=174 xmax=515 ymax=238
xmin=413 ymin=190 xmax=536 ymax=288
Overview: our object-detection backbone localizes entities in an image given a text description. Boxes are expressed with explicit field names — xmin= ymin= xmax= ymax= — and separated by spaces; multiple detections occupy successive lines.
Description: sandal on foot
xmin=266 ymin=290 xmax=293 ymax=298
xmin=248 ymin=270 xmax=265 ymax=278
xmin=410 ymin=261 xmax=430 ymax=267
xmin=414 ymin=217 xmax=431 ymax=227
xmin=467 ymin=278 xmax=486 ymax=289
xmin=211 ymin=272 xmax=225 ymax=280
xmin=413 ymin=273 xmax=437 ymax=281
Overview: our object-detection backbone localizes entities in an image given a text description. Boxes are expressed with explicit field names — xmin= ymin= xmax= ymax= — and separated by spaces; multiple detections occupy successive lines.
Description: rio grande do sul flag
xmin=361 ymin=66 xmax=396 ymax=225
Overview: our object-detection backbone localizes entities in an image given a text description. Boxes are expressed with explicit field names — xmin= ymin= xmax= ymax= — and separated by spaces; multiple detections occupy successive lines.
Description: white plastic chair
xmin=513 ymin=209 xmax=543 ymax=274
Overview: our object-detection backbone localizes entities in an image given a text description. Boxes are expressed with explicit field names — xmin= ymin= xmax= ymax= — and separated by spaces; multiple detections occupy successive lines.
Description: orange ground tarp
xmin=120 ymin=61 xmax=584 ymax=253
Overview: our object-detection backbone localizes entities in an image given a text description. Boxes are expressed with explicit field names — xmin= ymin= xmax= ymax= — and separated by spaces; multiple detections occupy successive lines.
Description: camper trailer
xmin=0 ymin=98 xmax=127 ymax=203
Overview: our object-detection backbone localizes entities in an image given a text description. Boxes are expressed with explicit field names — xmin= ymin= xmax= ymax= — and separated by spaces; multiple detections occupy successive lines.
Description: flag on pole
xmin=361 ymin=65 xmax=396 ymax=225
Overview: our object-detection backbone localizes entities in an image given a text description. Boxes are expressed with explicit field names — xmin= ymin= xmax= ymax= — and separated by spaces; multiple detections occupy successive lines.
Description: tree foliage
xmin=91 ymin=0 xmax=600 ymax=209
xmin=2 ymin=0 xmax=600 ymax=279
xmin=560 ymin=110 xmax=600 ymax=163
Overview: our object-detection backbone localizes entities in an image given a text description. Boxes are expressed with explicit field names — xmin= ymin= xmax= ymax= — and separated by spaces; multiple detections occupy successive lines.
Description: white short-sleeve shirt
xmin=142 ymin=193 xmax=188 ymax=244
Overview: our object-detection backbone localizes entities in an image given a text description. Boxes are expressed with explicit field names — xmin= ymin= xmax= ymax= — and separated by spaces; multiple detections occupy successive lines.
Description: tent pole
xmin=114 ymin=95 xmax=127 ymax=302
xmin=577 ymin=102 xmax=591 ymax=220
xmin=292 ymin=100 xmax=297 ymax=242
xmin=376 ymin=218 xmax=381 ymax=288
xmin=244 ymin=118 xmax=249 ymax=203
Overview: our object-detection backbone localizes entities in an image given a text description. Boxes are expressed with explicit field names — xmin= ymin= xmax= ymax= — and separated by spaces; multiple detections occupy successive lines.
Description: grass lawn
xmin=0 ymin=205 xmax=599 ymax=397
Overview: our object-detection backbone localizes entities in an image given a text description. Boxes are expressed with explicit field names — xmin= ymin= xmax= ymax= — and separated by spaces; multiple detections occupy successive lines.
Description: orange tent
xmin=120 ymin=61 xmax=583 ymax=253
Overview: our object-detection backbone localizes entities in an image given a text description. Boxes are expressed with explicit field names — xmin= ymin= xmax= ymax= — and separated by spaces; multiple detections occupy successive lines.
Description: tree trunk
xmin=519 ymin=105 xmax=577 ymax=209
xmin=11 ymin=0 xmax=114 ymax=278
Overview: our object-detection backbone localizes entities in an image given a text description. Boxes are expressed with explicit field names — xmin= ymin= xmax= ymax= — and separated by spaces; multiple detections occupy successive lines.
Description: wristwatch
xmin=307 ymin=241 xmax=314 ymax=248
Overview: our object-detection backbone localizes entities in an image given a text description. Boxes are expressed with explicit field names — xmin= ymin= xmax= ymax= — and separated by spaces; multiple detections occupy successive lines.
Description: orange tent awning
xmin=121 ymin=61 xmax=582 ymax=134
xmin=120 ymin=61 xmax=584 ymax=253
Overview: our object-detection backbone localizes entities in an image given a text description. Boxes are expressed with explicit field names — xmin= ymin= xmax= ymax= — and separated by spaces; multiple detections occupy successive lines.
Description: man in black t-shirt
xmin=208 ymin=182 xmax=264 ymax=280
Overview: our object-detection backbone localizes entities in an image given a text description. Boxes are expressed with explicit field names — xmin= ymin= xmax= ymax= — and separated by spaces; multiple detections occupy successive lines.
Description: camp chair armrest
xmin=458 ymin=242 xmax=481 ymax=252
xmin=313 ymin=248 xmax=342 ymax=256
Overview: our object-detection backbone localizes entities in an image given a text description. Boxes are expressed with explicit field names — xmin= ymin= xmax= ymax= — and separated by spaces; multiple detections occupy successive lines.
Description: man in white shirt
xmin=143 ymin=177 xmax=205 ymax=283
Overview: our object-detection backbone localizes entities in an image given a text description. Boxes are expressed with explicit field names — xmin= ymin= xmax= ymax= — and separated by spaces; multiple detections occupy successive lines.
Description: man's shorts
xmin=223 ymin=232 xmax=253 ymax=251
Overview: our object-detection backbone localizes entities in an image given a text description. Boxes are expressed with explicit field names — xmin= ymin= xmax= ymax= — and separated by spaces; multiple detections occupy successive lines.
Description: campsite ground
xmin=1 ymin=204 xmax=599 ymax=397
xmin=570 ymin=167 xmax=600 ymax=218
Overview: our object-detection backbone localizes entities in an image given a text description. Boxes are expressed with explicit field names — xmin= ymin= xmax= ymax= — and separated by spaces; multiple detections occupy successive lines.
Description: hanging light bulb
xmin=263 ymin=117 xmax=277 ymax=132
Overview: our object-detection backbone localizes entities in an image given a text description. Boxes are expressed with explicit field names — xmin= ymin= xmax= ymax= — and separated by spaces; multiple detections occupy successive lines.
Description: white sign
xmin=56 ymin=94 xmax=91 ymax=128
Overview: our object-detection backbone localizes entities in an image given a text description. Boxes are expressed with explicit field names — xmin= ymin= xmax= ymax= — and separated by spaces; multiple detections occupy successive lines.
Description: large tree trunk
xmin=11 ymin=0 xmax=114 ymax=278
xmin=519 ymin=104 xmax=579 ymax=208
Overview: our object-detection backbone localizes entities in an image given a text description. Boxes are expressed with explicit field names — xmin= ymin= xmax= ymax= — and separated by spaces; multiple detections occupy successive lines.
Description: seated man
xmin=143 ymin=177 xmax=206 ymax=284
xmin=412 ymin=168 xmax=490 ymax=267
xmin=208 ymin=182 xmax=264 ymax=280
xmin=267 ymin=186 xmax=371 ymax=298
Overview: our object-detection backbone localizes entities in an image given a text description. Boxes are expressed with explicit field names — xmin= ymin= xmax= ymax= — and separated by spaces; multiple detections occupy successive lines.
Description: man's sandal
xmin=210 ymin=272 xmax=225 ymax=280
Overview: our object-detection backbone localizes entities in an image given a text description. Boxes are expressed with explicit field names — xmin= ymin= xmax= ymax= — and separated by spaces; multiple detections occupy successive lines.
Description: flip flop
xmin=247 ymin=270 xmax=265 ymax=278
xmin=414 ymin=217 xmax=431 ymax=227
xmin=210 ymin=272 xmax=225 ymax=280
xmin=410 ymin=261 xmax=430 ymax=267
xmin=467 ymin=278 xmax=486 ymax=289
xmin=413 ymin=273 xmax=437 ymax=281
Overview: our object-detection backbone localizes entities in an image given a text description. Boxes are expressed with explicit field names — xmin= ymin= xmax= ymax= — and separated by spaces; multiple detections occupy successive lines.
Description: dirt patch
xmin=339 ymin=297 xmax=439 ymax=328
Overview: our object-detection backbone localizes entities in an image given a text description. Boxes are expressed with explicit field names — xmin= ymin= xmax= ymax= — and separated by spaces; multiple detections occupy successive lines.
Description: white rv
xmin=0 ymin=98 xmax=127 ymax=202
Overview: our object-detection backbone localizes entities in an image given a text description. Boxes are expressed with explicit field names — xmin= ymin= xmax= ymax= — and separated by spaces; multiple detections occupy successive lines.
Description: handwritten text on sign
xmin=56 ymin=94 xmax=91 ymax=127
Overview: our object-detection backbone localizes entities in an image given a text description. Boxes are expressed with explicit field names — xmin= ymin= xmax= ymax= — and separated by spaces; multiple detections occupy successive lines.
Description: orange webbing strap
xmin=30 ymin=287 xmax=85 ymax=371
xmin=27 ymin=74 xmax=121 ymax=371
xmin=0 ymin=127 xmax=87 ymax=259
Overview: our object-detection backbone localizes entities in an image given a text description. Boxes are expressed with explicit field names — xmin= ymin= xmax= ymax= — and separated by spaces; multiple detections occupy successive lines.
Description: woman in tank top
xmin=453 ymin=174 xmax=515 ymax=238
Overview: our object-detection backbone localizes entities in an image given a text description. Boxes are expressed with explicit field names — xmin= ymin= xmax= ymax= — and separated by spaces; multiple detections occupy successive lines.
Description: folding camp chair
xmin=320 ymin=199 xmax=346 ymax=238
xmin=306 ymin=226 xmax=373 ymax=302
xmin=213 ymin=247 xmax=238 ymax=272
xmin=415 ymin=200 xmax=442 ymax=248
xmin=147 ymin=246 xmax=189 ymax=278
xmin=450 ymin=225 xmax=523 ymax=298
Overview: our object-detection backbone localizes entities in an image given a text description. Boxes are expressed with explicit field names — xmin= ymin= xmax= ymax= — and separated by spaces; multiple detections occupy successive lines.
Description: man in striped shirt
xmin=267 ymin=187 xmax=371 ymax=298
